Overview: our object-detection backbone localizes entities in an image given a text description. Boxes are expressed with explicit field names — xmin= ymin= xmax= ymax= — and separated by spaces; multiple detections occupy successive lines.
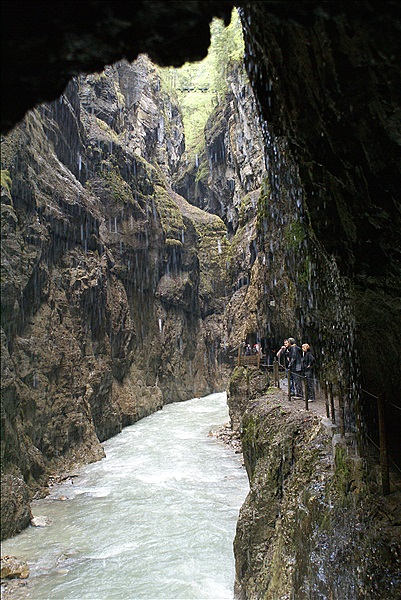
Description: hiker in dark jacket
xmin=276 ymin=339 xmax=293 ymax=394
xmin=276 ymin=339 xmax=290 ymax=367
xmin=288 ymin=337 xmax=303 ymax=398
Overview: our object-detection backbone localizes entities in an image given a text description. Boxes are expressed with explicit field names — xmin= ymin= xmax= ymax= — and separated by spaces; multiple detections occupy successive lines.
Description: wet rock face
xmin=228 ymin=369 xmax=401 ymax=600
xmin=2 ymin=3 xmax=399 ymax=410
xmin=239 ymin=2 xmax=401 ymax=406
xmin=1 ymin=0 xmax=400 ymax=558
xmin=174 ymin=63 xmax=265 ymax=236
xmin=0 ymin=476 xmax=32 ymax=541
xmin=1 ymin=56 xmax=230 ymax=539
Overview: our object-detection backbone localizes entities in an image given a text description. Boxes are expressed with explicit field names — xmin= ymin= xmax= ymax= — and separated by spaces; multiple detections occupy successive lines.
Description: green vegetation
xmin=153 ymin=185 xmax=185 ymax=244
xmin=283 ymin=220 xmax=307 ymax=249
xmin=159 ymin=8 xmax=244 ymax=151
xmin=194 ymin=153 xmax=209 ymax=185
xmin=197 ymin=215 xmax=230 ymax=297
xmin=238 ymin=191 xmax=258 ymax=227
xmin=333 ymin=444 xmax=353 ymax=500
xmin=99 ymin=165 xmax=134 ymax=205
xmin=1 ymin=169 xmax=12 ymax=194
xmin=95 ymin=117 xmax=120 ymax=143
xmin=256 ymin=175 xmax=271 ymax=234
xmin=242 ymin=413 xmax=260 ymax=447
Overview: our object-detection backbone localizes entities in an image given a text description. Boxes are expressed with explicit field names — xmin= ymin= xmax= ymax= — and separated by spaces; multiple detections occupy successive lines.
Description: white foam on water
xmin=2 ymin=392 xmax=249 ymax=600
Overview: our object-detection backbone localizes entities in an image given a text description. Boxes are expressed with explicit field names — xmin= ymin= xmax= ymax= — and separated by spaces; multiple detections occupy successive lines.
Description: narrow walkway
xmin=279 ymin=375 xmax=327 ymax=418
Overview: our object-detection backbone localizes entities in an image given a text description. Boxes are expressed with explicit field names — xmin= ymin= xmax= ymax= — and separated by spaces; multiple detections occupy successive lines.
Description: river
xmin=1 ymin=392 xmax=249 ymax=600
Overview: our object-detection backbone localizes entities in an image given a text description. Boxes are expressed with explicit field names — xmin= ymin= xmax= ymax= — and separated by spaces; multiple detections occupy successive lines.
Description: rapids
xmin=1 ymin=392 xmax=249 ymax=600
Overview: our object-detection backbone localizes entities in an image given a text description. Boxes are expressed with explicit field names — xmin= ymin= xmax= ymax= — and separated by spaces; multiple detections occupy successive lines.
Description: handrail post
xmin=237 ymin=345 xmax=240 ymax=367
xmin=338 ymin=382 xmax=345 ymax=437
xmin=324 ymin=380 xmax=330 ymax=418
xmin=303 ymin=376 xmax=308 ymax=410
xmin=329 ymin=382 xmax=335 ymax=423
xmin=378 ymin=395 xmax=390 ymax=496
xmin=274 ymin=359 xmax=279 ymax=388
xmin=287 ymin=369 xmax=291 ymax=401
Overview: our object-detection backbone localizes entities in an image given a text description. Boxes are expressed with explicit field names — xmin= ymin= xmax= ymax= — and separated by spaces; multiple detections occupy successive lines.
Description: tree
xmin=159 ymin=8 xmax=244 ymax=151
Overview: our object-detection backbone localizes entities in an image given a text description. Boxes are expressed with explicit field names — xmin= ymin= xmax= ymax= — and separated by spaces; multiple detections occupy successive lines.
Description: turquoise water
xmin=1 ymin=392 xmax=249 ymax=600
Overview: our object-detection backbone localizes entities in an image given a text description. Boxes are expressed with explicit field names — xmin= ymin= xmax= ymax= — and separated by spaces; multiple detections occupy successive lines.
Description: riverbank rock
xmin=0 ymin=475 xmax=32 ymax=541
xmin=0 ymin=556 xmax=29 ymax=579
xmin=31 ymin=515 xmax=52 ymax=527
xmin=227 ymin=368 xmax=401 ymax=599
xmin=210 ymin=423 xmax=242 ymax=455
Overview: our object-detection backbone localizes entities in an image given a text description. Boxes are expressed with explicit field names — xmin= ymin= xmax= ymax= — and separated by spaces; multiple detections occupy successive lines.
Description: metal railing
xmin=237 ymin=353 xmax=261 ymax=368
xmin=359 ymin=387 xmax=401 ymax=495
xmin=279 ymin=363 xmax=401 ymax=496
xmin=233 ymin=354 xmax=400 ymax=496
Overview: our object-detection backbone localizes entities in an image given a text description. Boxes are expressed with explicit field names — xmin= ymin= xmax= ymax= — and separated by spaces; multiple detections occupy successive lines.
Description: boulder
xmin=0 ymin=556 xmax=29 ymax=580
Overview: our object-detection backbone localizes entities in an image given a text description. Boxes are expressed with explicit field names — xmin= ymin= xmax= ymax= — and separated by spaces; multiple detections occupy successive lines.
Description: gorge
xmin=1 ymin=2 xmax=401 ymax=598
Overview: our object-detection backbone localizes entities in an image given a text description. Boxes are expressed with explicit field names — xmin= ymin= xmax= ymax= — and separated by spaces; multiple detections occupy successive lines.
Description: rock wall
xmin=2 ymin=0 xmax=400 ymax=415
xmin=174 ymin=59 xmax=270 ymax=355
xmin=228 ymin=368 xmax=401 ymax=600
xmin=0 ymin=56 xmax=231 ymax=540
xmin=1 ymin=47 xmax=268 ymax=542
xmin=229 ymin=4 xmax=401 ymax=596
xmin=238 ymin=1 xmax=401 ymax=453
xmin=175 ymin=62 xmax=265 ymax=236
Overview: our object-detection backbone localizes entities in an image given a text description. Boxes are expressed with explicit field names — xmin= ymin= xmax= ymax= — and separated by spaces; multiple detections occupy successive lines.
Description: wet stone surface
xmin=227 ymin=373 xmax=401 ymax=600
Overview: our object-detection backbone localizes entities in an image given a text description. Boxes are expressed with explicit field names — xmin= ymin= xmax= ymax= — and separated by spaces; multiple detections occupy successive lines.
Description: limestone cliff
xmin=174 ymin=62 xmax=265 ymax=237
xmin=0 ymin=56 xmax=231 ymax=540
xmin=227 ymin=5 xmax=401 ymax=595
xmin=174 ymin=59 xmax=268 ymax=355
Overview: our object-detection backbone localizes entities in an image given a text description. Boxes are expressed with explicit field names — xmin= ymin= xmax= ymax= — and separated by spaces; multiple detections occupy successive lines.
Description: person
xmin=302 ymin=343 xmax=315 ymax=401
xmin=276 ymin=339 xmax=289 ymax=364
xmin=288 ymin=337 xmax=303 ymax=398
xmin=276 ymin=339 xmax=294 ymax=394
xmin=245 ymin=343 xmax=252 ymax=356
